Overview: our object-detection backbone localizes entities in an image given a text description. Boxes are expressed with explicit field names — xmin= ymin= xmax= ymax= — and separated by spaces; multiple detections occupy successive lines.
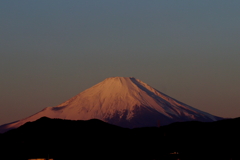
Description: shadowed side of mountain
xmin=104 ymin=105 xmax=177 ymax=128
xmin=0 ymin=120 xmax=21 ymax=132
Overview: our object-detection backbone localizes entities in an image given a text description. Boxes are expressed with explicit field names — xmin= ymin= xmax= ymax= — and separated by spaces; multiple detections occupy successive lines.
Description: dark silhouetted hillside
xmin=1 ymin=117 xmax=240 ymax=160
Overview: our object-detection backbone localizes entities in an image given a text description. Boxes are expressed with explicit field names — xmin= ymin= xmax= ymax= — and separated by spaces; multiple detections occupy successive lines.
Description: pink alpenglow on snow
xmin=0 ymin=77 xmax=222 ymax=133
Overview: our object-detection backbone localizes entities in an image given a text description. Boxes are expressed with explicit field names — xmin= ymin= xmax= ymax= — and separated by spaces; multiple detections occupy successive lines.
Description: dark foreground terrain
xmin=1 ymin=117 xmax=240 ymax=160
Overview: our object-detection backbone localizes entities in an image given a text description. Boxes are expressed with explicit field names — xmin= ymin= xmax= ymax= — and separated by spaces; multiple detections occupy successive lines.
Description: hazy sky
xmin=1 ymin=1 xmax=240 ymax=125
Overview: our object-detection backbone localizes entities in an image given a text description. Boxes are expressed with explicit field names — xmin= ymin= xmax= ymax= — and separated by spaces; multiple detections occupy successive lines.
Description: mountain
xmin=0 ymin=77 xmax=222 ymax=133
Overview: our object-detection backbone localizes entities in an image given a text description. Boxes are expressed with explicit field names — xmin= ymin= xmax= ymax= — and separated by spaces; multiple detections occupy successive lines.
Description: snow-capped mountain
xmin=0 ymin=77 xmax=222 ymax=133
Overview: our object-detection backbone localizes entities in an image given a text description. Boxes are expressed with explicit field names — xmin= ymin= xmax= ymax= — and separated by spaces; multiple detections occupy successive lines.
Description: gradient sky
xmin=1 ymin=1 xmax=240 ymax=125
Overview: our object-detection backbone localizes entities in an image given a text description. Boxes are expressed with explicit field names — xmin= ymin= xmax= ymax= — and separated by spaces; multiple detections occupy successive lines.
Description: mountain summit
xmin=0 ymin=77 xmax=222 ymax=132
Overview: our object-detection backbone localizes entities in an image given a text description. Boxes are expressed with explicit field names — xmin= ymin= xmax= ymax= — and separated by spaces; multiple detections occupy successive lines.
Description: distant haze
xmin=0 ymin=1 xmax=240 ymax=125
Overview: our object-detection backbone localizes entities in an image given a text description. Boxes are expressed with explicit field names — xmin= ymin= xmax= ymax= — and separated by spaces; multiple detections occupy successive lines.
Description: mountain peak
xmin=103 ymin=77 xmax=137 ymax=85
xmin=105 ymin=76 xmax=135 ymax=80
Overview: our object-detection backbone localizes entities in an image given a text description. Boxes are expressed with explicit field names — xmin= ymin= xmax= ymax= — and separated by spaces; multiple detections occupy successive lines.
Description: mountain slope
xmin=0 ymin=77 xmax=222 ymax=133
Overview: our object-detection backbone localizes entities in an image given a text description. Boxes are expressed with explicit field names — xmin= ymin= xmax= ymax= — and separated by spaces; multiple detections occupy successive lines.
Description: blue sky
xmin=1 ymin=1 xmax=240 ymax=125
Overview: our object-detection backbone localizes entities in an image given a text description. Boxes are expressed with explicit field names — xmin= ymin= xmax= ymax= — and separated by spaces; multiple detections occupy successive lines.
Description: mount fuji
xmin=0 ymin=77 xmax=222 ymax=133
